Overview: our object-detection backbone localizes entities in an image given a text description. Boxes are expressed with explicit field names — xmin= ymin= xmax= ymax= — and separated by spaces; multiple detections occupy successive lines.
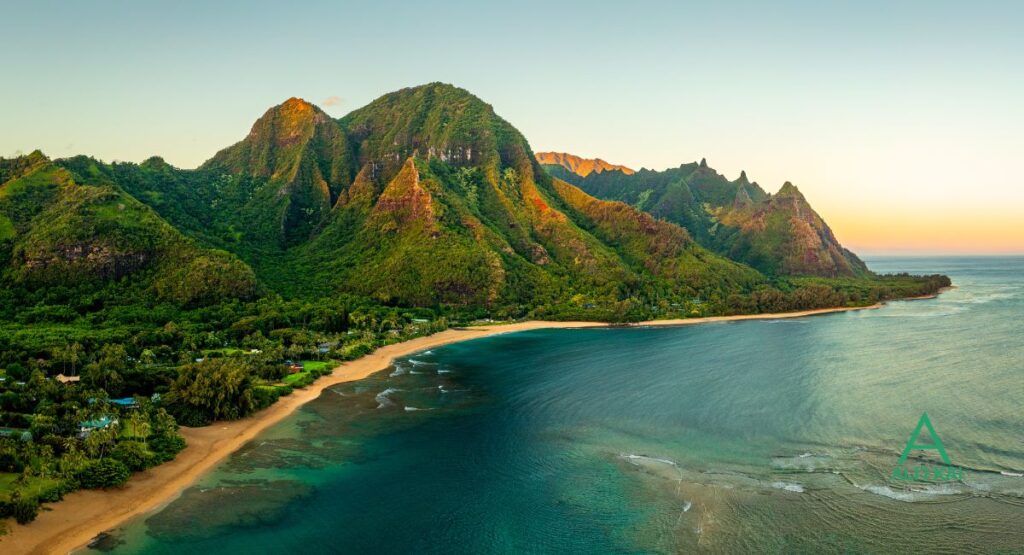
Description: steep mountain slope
xmin=201 ymin=98 xmax=356 ymax=249
xmin=1 ymin=83 xmax=953 ymax=322
xmin=0 ymin=153 xmax=257 ymax=306
xmin=82 ymin=83 xmax=765 ymax=313
xmin=290 ymin=83 xmax=763 ymax=310
xmin=717 ymin=182 xmax=868 ymax=277
xmin=542 ymin=156 xmax=868 ymax=277
xmin=536 ymin=152 xmax=635 ymax=177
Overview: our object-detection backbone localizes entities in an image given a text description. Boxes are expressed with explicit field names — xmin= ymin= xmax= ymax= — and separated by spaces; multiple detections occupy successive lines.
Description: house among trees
xmin=111 ymin=397 xmax=139 ymax=408
xmin=78 ymin=415 xmax=117 ymax=437
xmin=55 ymin=373 xmax=81 ymax=384
xmin=286 ymin=361 xmax=305 ymax=374
xmin=0 ymin=427 xmax=32 ymax=442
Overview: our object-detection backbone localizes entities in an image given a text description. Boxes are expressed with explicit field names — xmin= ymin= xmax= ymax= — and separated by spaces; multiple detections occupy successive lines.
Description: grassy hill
xmin=0 ymin=153 xmax=257 ymax=306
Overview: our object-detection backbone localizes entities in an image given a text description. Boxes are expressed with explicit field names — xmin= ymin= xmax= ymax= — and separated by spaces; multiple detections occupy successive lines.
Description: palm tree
xmin=68 ymin=342 xmax=83 ymax=376
xmin=128 ymin=411 xmax=147 ymax=445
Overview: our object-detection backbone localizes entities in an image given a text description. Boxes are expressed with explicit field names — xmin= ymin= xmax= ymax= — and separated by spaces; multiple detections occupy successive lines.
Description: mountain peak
xmin=202 ymin=95 xmax=354 ymax=247
xmin=282 ymin=96 xmax=314 ymax=109
xmin=339 ymin=81 xmax=531 ymax=179
xmin=205 ymin=96 xmax=342 ymax=177
xmin=535 ymin=152 xmax=635 ymax=177
xmin=737 ymin=170 xmax=749 ymax=184
xmin=255 ymin=97 xmax=330 ymax=136
xmin=777 ymin=181 xmax=804 ymax=198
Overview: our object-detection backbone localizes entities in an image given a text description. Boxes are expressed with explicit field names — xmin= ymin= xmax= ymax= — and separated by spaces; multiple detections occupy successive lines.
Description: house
xmin=110 ymin=397 xmax=139 ymax=408
xmin=0 ymin=427 xmax=32 ymax=442
xmin=56 ymin=374 xmax=81 ymax=384
xmin=78 ymin=416 xmax=117 ymax=437
xmin=286 ymin=361 xmax=305 ymax=374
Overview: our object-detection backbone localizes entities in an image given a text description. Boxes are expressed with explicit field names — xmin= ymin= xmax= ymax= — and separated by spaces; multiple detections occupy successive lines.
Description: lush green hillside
xmin=542 ymin=154 xmax=869 ymax=277
xmin=201 ymin=98 xmax=355 ymax=249
xmin=3 ymin=85 xmax=944 ymax=320
xmin=0 ymin=154 xmax=257 ymax=305
xmin=104 ymin=84 xmax=782 ymax=317
xmin=313 ymin=84 xmax=774 ymax=317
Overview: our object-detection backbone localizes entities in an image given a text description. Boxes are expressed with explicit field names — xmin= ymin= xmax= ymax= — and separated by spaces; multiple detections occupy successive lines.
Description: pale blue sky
xmin=2 ymin=0 xmax=1022 ymax=253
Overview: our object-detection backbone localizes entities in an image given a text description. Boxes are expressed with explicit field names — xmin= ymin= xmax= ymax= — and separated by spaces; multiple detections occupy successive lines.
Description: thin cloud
xmin=322 ymin=96 xmax=342 ymax=107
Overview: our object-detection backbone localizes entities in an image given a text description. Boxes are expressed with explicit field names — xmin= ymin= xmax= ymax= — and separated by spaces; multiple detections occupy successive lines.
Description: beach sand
xmin=3 ymin=302 xmax=925 ymax=554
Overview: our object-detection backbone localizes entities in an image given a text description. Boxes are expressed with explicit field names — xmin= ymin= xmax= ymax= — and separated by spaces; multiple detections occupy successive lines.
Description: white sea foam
xmin=771 ymin=453 xmax=830 ymax=471
xmin=682 ymin=501 xmax=692 ymax=512
xmin=1000 ymin=471 xmax=1023 ymax=477
xmin=389 ymin=366 xmax=408 ymax=377
xmin=859 ymin=483 xmax=963 ymax=502
xmin=375 ymin=388 xmax=401 ymax=409
xmin=404 ymin=406 xmax=433 ymax=412
xmin=437 ymin=369 xmax=453 ymax=374
xmin=771 ymin=481 xmax=805 ymax=493
xmin=863 ymin=485 xmax=916 ymax=501
xmin=621 ymin=453 xmax=679 ymax=467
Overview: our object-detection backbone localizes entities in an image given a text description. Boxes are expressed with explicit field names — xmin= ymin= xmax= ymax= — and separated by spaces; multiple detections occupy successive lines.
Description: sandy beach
xmin=2 ymin=301 xmax=928 ymax=554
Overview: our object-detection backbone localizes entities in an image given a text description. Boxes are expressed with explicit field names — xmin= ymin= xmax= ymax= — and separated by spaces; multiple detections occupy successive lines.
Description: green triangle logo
xmin=897 ymin=412 xmax=951 ymax=465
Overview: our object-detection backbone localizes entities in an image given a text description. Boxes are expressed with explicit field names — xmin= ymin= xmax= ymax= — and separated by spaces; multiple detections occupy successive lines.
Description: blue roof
xmin=111 ymin=397 xmax=138 ymax=406
xmin=80 ymin=416 xmax=114 ymax=429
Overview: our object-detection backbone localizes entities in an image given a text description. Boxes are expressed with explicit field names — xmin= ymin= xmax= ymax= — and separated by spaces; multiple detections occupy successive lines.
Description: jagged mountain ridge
xmin=88 ymin=83 xmax=765 ymax=309
xmin=540 ymin=155 xmax=868 ymax=277
xmin=536 ymin=152 xmax=635 ymax=177
xmin=3 ymin=83 xmax=904 ymax=317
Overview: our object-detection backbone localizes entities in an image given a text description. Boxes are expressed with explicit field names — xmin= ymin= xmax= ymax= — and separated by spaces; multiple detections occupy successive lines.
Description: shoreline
xmin=2 ymin=298 xmax=942 ymax=554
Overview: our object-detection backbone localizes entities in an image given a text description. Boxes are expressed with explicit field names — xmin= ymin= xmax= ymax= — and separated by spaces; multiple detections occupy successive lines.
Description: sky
xmin=2 ymin=0 xmax=1022 ymax=254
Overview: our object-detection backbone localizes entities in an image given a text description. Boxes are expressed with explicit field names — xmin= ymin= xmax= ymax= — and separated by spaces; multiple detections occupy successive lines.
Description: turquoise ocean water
xmin=90 ymin=257 xmax=1024 ymax=553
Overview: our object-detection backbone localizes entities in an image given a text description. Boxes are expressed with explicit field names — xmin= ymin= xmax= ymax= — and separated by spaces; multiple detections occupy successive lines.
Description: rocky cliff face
xmin=535 ymin=151 xmax=635 ymax=177
xmin=540 ymin=153 xmax=868 ymax=277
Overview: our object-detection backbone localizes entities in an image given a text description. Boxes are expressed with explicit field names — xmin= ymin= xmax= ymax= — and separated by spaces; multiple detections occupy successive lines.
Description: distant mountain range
xmin=0 ymin=83 xmax=947 ymax=320
xmin=538 ymin=153 xmax=868 ymax=278
xmin=535 ymin=152 xmax=635 ymax=177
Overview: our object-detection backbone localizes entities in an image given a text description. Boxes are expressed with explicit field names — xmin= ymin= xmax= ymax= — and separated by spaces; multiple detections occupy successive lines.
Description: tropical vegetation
xmin=0 ymin=83 xmax=949 ymax=527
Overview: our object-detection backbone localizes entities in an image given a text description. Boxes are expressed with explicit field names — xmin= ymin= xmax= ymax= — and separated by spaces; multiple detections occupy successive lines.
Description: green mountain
xmin=296 ymin=84 xmax=763 ymax=310
xmin=0 ymin=152 xmax=257 ymax=306
xmin=201 ymin=97 xmax=355 ymax=249
xmin=1 ymin=83 xmax=948 ymax=321
xmin=540 ymin=154 xmax=868 ymax=277
xmin=93 ymin=84 xmax=766 ymax=316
